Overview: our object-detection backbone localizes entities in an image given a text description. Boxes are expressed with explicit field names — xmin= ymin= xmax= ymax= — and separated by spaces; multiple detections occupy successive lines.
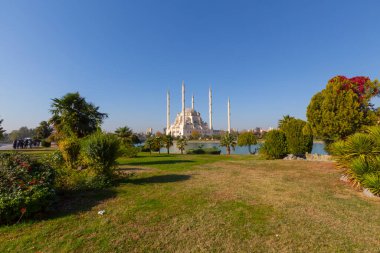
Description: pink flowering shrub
xmin=0 ymin=152 xmax=55 ymax=224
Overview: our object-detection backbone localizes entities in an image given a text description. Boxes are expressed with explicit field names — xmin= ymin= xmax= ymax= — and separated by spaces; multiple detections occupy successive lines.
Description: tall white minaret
xmin=166 ymin=91 xmax=170 ymax=134
xmin=227 ymin=97 xmax=231 ymax=133
xmin=182 ymin=81 xmax=185 ymax=129
xmin=209 ymin=87 xmax=213 ymax=130
xmin=192 ymin=94 xmax=194 ymax=110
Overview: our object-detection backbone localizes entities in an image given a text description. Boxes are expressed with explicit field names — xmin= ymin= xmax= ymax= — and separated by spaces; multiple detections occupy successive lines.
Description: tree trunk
xmin=227 ymin=146 xmax=231 ymax=155
xmin=167 ymin=147 xmax=170 ymax=154
xmin=181 ymin=149 xmax=183 ymax=155
xmin=248 ymin=145 xmax=253 ymax=155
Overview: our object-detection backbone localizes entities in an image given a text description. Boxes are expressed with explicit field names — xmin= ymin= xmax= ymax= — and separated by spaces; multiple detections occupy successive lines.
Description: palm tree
xmin=176 ymin=137 xmax=187 ymax=154
xmin=145 ymin=137 xmax=154 ymax=155
xmin=237 ymin=131 xmax=257 ymax=154
xmin=154 ymin=136 xmax=164 ymax=154
xmin=163 ymin=135 xmax=174 ymax=154
xmin=278 ymin=115 xmax=295 ymax=129
xmin=49 ymin=92 xmax=108 ymax=138
xmin=115 ymin=126 xmax=133 ymax=145
xmin=220 ymin=132 xmax=237 ymax=155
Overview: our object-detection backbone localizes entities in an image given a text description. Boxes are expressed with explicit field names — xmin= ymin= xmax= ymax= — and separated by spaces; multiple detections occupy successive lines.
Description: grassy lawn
xmin=1 ymin=153 xmax=380 ymax=252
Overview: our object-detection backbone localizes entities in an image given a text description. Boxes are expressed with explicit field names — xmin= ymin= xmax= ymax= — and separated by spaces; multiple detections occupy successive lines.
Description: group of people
xmin=12 ymin=139 xmax=41 ymax=149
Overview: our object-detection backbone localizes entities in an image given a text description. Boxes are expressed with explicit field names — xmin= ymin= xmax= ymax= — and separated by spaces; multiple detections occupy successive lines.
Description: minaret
xmin=192 ymin=94 xmax=194 ymax=110
xmin=209 ymin=87 xmax=213 ymax=130
xmin=166 ymin=91 xmax=170 ymax=134
xmin=182 ymin=81 xmax=185 ymax=129
xmin=227 ymin=97 xmax=231 ymax=133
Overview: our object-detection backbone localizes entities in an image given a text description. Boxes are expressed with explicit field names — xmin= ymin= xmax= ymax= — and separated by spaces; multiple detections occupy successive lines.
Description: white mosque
xmin=165 ymin=81 xmax=231 ymax=137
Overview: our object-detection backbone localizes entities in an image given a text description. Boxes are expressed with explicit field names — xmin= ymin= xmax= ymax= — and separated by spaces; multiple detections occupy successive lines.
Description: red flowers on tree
xmin=332 ymin=76 xmax=379 ymax=103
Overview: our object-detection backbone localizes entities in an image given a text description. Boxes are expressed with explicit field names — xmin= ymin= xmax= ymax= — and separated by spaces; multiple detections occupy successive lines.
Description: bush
xmin=41 ymin=140 xmax=51 ymax=148
xmin=120 ymin=145 xmax=140 ymax=158
xmin=330 ymin=126 xmax=380 ymax=196
xmin=81 ymin=132 xmax=121 ymax=178
xmin=279 ymin=118 xmax=313 ymax=155
xmin=187 ymin=147 xmax=221 ymax=155
xmin=0 ymin=153 xmax=56 ymax=224
xmin=58 ymin=137 xmax=81 ymax=169
xmin=260 ymin=130 xmax=287 ymax=159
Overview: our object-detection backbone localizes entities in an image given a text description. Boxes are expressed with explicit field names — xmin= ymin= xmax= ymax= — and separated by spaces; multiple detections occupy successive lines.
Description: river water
xmin=160 ymin=142 xmax=327 ymax=155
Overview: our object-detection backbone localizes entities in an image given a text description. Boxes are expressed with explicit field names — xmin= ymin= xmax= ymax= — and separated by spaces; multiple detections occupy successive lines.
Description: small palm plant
xmin=176 ymin=137 xmax=187 ymax=154
xmin=330 ymin=126 xmax=380 ymax=196
xmin=220 ymin=132 xmax=237 ymax=155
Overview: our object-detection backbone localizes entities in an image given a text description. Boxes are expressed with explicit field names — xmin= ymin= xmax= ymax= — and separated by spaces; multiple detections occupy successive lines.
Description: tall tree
xmin=176 ymin=137 xmax=187 ymax=154
xmin=279 ymin=117 xmax=313 ymax=155
xmin=163 ymin=135 xmax=174 ymax=154
xmin=0 ymin=119 xmax=5 ymax=140
xmin=307 ymin=76 xmax=379 ymax=143
xmin=220 ymin=132 xmax=237 ymax=155
xmin=237 ymin=131 xmax=257 ymax=154
xmin=49 ymin=92 xmax=108 ymax=138
xmin=34 ymin=121 xmax=53 ymax=140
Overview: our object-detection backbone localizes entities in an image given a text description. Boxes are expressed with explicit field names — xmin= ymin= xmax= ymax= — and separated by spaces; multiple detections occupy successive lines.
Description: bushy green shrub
xmin=260 ymin=130 xmax=287 ymax=159
xmin=81 ymin=132 xmax=121 ymax=177
xmin=0 ymin=153 xmax=56 ymax=224
xmin=120 ymin=145 xmax=140 ymax=158
xmin=330 ymin=126 xmax=380 ymax=196
xmin=58 ymin=137 xmax=81 ymax=169
xmin=279 ymin=118 xmax=313 ymax=155
xmin=187 ymin=147 xmax=221 ymax=155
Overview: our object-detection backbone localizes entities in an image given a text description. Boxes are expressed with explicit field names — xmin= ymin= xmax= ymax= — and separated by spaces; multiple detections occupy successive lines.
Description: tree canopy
xmin=49 ymin=92 xmax=108 ymax=138
xmin=220 ymin=132 xmax=237 ymax=155
xmin=34 ymin=121 xmax=53 ymax=140
xmin=237 ymin=131 xmax=257 ymax=154
xmin=307 ymin=76 xmax=379 ymax=142
xmin=279 ymin=116 xmax=313 ymax=155
xmin=0 ymin=119 xmax=5 ymax=140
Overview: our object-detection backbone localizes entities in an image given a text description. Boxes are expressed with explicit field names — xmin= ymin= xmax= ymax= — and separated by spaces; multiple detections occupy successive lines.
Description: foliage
xmin=34 ymin=121 xmax=53 ymax=141
xmin=330 ymin=126 xmax=380 ymax=196
xmin=8 ymin=127 xmax=35 ymax=141
xmin=41 ymin=140 xmax=51 ymax=148
xmin=279 ymin=116 xmax=313 ymax=155
xmin=187 ymin=147 xmax=221 ymax=155
xmin=58 ymin=137 xmax=82 ymax=170
xmin=0 ymin=119 xmax=5 ymax=140
xmin=163 ymin=135 xmax=174 ymax=154
xmin=260 ymin=130 xmax=287 ymax=159
xmin=190 ymin=130 xmax=201 ymax=140
xmin=176 ymin=137 xmax=187 ymax=154
xmin=278 ymin=115 xmax=295 ymax=129
xmin=220 ymin=132 xmax=237 ymax=155
xmin=0 ymin=152 xmax=56 ymax=224
xmin=49 ymin=92 xmax=108 ymax=138
xmin=81 ymin=132 xmax=121 ymax=178
xmin=237 ymin=131 xmax=257 ymax=154
xmin=144 ymin=136 xmax=155 ymax=154
xmin=115 ymin=126 xmax=133 ymax=145
xmin=307 ymin=76 xmax=379 ymax=143
xmin=120 ymin=145 xmax=140 ymax=158
xmin=153 ymin=136 xmax=164 ymax=154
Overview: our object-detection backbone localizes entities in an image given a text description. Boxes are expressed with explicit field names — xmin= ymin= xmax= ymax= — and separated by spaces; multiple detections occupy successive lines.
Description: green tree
xmin=220 ymin=132 xmax=237 ymax=155
xmin=153 ymin=136 xmax=164 ymax=154
xmin=237 ymin=131 xmax=257 ymax=154
xmin=49 ymin=92 xmax=108 ymax=138
xmin=260 ymin=130 xmax=287 ymax=159
xmin=278 ymin=115 xmax=295 ymax=129
xmin=0 ymin=119 xmax=5 ymax=140
xmin=163 ymin=135 xmax=174 ymax=154
xmin=176 ymin=137 xmax=187 ymax=154
xmin=34 ymin=121 xmax=53 ymax=141
xmin=144 ymin=136 xmax=155 ymax=155
xmin=307 ymin=76 xmax=379 ymax=143
xmin=115 ymin=126 xmax=133 ymax=145
xmin=9 ymin=127 xmax=35 ymax=141
xmin=279 ymin=117 xmax=313 ymax=155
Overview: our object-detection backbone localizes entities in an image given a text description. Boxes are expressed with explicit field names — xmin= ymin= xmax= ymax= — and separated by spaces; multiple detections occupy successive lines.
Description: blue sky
xmin=1 ymin=0 xmax=380 ymax=133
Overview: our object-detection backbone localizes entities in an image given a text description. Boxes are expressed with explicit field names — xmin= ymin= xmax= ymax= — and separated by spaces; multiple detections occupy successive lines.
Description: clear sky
xmin=1 ymin=0 xmax=380 ymax=133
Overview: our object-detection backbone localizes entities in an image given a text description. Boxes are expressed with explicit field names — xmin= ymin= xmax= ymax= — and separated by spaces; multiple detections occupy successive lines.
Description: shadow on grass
xmin=125 ymin=160 xmax=194 ymax=166
xmin=35 ymin=189 xmax=117 ymax=221
xmin=122 ymin=174 xmax=191 ymax=185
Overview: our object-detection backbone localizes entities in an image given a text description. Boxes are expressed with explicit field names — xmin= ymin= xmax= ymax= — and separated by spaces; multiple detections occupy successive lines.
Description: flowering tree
xmin=307 ymin=76 xmax=380 ymax=143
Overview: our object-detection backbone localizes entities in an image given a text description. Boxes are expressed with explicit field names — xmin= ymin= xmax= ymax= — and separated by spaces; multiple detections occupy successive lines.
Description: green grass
xmin=1 ymin=153 xmax=380 ymax=252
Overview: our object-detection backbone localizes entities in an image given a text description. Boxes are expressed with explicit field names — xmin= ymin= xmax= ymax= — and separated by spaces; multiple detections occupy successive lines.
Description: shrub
xmin=279 ymin=118 xmax=313 ymax=155
xmin=187 ymin=147 xmax=221 ymax=155
xmin=81 ymin=132 xmax=121 ymax=178
xmin=41 ymin=140 xmax=51 ymax=148
xmin=120 ymin=145 xmax=140 ymax=158
xmin=260 ymin=130 xmax=287 ymax=159
xmin=58 ymin=137 xmax=81 ymax=169
xmin=330 ymin=126 xmax=380 ymax=196
xmin=0 ymin=153 xmax=56 ymax=224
